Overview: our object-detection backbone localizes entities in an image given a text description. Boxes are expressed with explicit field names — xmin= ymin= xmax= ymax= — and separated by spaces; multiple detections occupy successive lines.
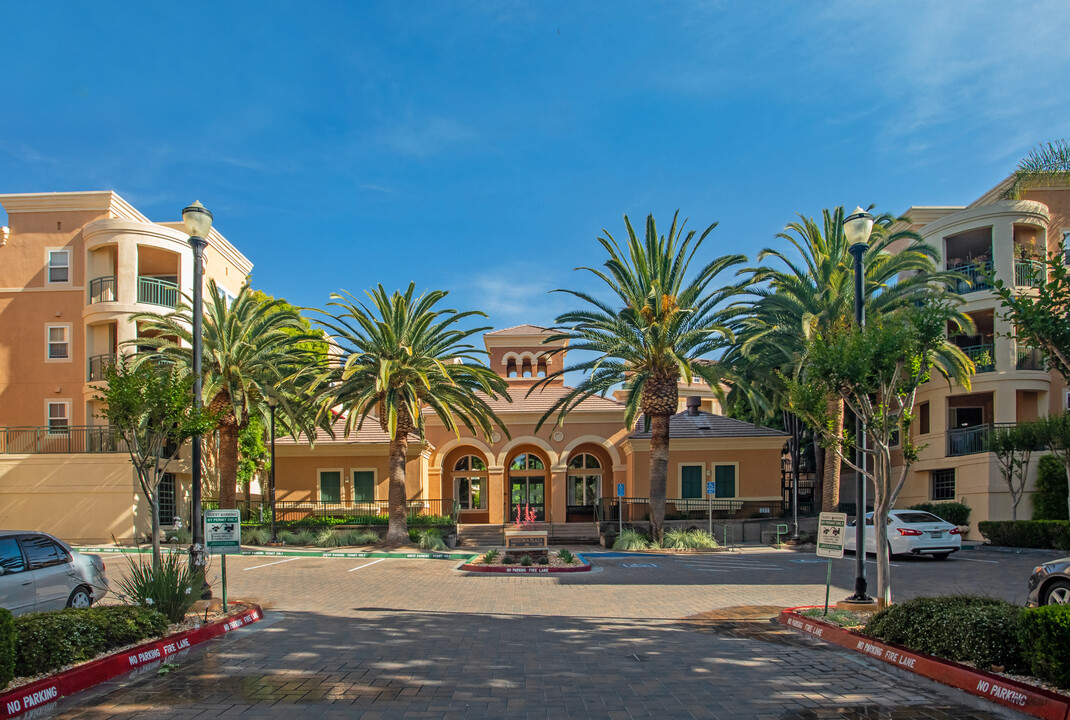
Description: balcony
xmin=88 ymin=276 xmax=117 ymax=304
xmin=137 ymin=277 xmax=179 ymax=308
xmin=87 ymin=354 xmax=116 ymax=382
xmin=1014 ymin=259 xmax=1045 ymax=288
xmin=959 ymin=343 xmax=995 ymax=373
xmin=1017 ymin=346 xmax=1047 ymax=371
xmin=951 ymin=261 xmax=993 ymax=294
xmin=0 ymin=426 xmax=128 ymax=454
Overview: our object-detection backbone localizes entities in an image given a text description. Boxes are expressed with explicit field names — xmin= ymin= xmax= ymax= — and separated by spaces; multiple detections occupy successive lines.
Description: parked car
xmin=0 ymin=531 xmax=108 ymax=616
xmin=1027 ymin=557 xmax=1070 ymax=606
xmin=844 ymin=510 xmax=962 ymax=560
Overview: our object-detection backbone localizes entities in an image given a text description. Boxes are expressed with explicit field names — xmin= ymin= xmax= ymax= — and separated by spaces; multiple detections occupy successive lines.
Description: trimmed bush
xmin=978 ymin=520 xmax=1070 ymax=549
xmin=907 ymin=501 xmax=971 ymax=526
xmin=15 ymin=606 xmax=168 ymax=677
xmin=1033 ymin=454 xmax=1069 ymax=521
xmin=0 ymin=609 xmax=14 ymax=690
xmin=1019 ymin=605 xmax=1070 ymax=689
xmin=864 ymin=595 xmax=1026 ymax=672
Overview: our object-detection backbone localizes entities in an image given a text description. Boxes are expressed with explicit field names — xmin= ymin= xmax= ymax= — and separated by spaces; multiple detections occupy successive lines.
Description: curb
xmin=459 ymin=559 xmax=592 ymax=574
xmin=76 ymin=547 xmax=474 ymax=561
xmin=0 ymin=604 xmax=264 ymax=719
xmin=778 ymin=607 xmax=1070 ymax=720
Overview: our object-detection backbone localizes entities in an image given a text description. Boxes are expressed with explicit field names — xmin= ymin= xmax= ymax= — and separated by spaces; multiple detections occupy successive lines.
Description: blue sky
xmin=4 ymin=1 xmax=1070 ymax=334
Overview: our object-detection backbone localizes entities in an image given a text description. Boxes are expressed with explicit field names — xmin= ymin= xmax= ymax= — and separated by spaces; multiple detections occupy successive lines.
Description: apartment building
xmin=0 ymin=191 xmax=251 ymax=542
xmin=891 ymin=178 xmax=1070 ymax=531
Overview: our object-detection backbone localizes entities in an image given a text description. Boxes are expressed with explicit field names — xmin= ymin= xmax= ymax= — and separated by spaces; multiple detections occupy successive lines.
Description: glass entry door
xmin=510 ymin=477 xmax=545 ymax=521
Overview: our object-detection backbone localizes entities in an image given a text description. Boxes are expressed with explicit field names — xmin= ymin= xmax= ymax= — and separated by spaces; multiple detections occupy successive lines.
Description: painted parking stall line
xmin=348 ymin=558 xmax=387 ymax=572
xmin=244 ymin=557 xmax=300 ymax=571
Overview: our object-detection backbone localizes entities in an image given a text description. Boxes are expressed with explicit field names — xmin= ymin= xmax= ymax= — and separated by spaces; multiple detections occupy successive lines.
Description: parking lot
xmin=33 ymin=543 xmax=1061 ymax=719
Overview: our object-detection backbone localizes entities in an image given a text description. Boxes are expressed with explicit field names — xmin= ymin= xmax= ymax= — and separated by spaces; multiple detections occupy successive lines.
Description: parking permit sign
xmin=817 ymin=512 xmax=847 ymax=559
xmin=204 ymin=509 xmax=241 ymax=555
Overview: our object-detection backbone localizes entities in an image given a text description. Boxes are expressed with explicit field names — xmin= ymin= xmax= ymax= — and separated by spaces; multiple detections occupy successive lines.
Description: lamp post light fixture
xmin=267 ymin=394 xmax=278 ymax=543
xmin=182 ymin=200 xmax=212 ymax=593
xmin=843 ymin=206 xmax=875 ymax=606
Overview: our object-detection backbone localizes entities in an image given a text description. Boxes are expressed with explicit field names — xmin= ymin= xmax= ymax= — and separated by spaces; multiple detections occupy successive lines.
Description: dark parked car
xmin=1027 ymin=557 xmax=1070 ymax=606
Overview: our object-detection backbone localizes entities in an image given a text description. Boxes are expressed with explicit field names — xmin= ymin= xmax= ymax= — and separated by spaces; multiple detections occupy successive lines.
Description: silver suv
xmin=0 ymin=531 xmax=108 ymax=615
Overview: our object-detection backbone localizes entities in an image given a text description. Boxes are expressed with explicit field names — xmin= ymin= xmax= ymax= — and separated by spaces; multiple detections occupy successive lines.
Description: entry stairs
xmin=457 ymin=522 xmax=599 ymax=547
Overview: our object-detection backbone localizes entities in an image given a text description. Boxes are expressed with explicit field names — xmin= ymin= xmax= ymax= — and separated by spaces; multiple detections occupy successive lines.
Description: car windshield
xmin=896 ymin=512 xmax=943 ymax=524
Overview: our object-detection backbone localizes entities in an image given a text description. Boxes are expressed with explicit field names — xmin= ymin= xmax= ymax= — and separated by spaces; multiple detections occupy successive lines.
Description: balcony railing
xmin=87 ymin=353 xmax=116 ymax=382
xmin=1014 ymin=259 xmax=1045 ymax=288
xmin=88 ymin=276 xmax=117 ymax=304
xmin=203 ymin=498 xmax=461 ymax=525
xmin=951 ymin=261 xmax=993 ymax=294
xmin=0 ymin=426 xmax=128 ymax=454
xmin=959 ymin=343 xmax=995 ymax=373
xmin=947 ymin=425 xmax=989 ymax=456
xmin=137 ymin=277 xmax=179 ymax=308
xmin=1017 ymin=346 xmax=1047 ymax=371
xmin=594 ymin=497 xmax=790 ymax=523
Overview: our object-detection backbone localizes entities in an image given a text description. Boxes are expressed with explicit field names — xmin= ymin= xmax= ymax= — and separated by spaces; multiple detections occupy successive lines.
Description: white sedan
xmin=0 ymin=531 xmax=109 ymax=616
xmin=843 ymin=510 xmax=962 ymax=560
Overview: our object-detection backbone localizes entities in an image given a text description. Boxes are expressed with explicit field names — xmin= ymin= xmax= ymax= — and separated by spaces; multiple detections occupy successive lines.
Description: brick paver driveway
xmin=42 ymin=546 xmax=1056 ymax=719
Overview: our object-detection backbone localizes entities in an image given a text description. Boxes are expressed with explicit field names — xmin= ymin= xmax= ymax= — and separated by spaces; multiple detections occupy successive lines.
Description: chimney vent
xmin=686 ymin=396 xmax=702 ymax=416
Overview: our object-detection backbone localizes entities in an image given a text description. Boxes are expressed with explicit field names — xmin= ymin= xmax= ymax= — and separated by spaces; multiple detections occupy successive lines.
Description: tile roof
xmin=485 ymin=324 xmax=552 ymax=336
xmin=629 ymin=410 xmax=788 ymax=440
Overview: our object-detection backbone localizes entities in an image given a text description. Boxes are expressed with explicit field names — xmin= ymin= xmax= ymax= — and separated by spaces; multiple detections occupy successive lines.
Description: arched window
xmin=452 ymin=454 xmax=487 ymax=510
xmin=509 ymin=453 xmax=544 ymax=471
xmin=536 ymin=357 xmax=547 ymax=377
xmin=567 ymin=452 xmax=602 ymax=507
xmin=506 ymin=359 xmax=518 ymax=378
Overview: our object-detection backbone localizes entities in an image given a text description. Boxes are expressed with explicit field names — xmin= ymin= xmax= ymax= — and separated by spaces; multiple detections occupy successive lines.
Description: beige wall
xmin=274 ymin=448 xmax=423 ymax=503
xmin=625 ymin=442 xmax=783 ymax=500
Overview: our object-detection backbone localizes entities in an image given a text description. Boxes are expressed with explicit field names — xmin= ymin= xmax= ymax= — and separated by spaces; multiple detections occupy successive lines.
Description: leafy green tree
xmin=730 ymin=206 xmax=968 ymax=512
xmin=1032 ymin=453 xmax=1069 ymax=521
xmin=1034 ymin=413 xmax=1070 ymax=521
xmin=238 ymin=416 xmax=269 ymax=509
xmin=131 ymin=281 xmax=324 ymax=509
xmin=985 ymin=422 xmax=1041 ymax=520
xmin=313 ymin=283 xmax=511 ymax=545
xmin=787 ymin=303 xmax=972 ymax=606
xmin=533 ymin=212 xmax=748 ymax=543
xmin=94 ymin=360 xmax=214 ymax=569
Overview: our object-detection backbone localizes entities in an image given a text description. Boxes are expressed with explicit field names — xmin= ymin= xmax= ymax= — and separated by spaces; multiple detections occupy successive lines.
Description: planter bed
xmin=460 ymin=554 xmax=592 ymax=574
xmin=779 ymin=606 xmax=1070 ymax=719
xmin=0 ymin=604 xmax=263 ymax=720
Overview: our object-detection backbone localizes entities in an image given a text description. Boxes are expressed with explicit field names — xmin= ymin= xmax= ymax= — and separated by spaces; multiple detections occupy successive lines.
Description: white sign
xmin=817 ymin=512 xmax=847 ymax=559
xmin=204 ymin=509 xmax=241 ymax=555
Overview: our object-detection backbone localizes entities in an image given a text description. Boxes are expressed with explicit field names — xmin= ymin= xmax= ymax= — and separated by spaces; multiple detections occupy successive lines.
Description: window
xmin=931 ymin=469 xmax=955 ymax=501
xmin=453 ymin=455 xmax=487 ymax=510
xmin=319 ymin=470 xmax=342 ymax=503
xmin=20 ymin=535 xmax=67 ymax=569
xmin=0 ymin=538 xmax=25 ymax=575
xmin=47 ymin=402 xmax=69 ymax=431
xmin=47 ymin=250 xmax=69 ymax=284
xmin=509 ymin=453 xmax=544 ymax=471
xmin=568 ymin=453 xmax=602 ymax=506
xmin=46 ymin=325 xmax=70 ymax=360
xmin=714 ymin=464 xmax=737 ymax=498
xmin=919 ymin=402 xmax=930 ymax=435
xmin=159 ymin=474 xmax=176 ymax=525
xmin=681 ymin=465 xmax=703 ymax=499
xmin=353 ymin=470 xmax=375 ymax=503
xmin=1065 ymin=390 xmax=1070 ymax=411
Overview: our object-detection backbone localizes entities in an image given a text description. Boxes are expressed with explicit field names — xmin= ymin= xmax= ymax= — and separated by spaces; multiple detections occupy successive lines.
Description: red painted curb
xmin=0 ymin=604 xmax=264 ymax=719
xmin=460 ymin=562 xmax=591 ymax=574
xmin=779 ymin=607 xmax=1070 ymax=720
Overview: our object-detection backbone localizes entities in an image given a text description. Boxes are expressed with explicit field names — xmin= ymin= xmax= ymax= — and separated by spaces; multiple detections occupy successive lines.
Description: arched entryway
xmin=445 ymin=448 xmax=491 ymax=524
xmin=565 ymin=445 xmax=611 ymax=522
xmin=507 ymin=451 xmax=549 ymax=522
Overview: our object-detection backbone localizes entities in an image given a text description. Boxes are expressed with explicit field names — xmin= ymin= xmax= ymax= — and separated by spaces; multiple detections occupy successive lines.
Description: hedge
xmin=977 ymin=520 xmax=1070 ymax=550
xmin=0 ymin=609 xmax=13 ymax=690
xmin=14 ymin=606 xmax=168 ymax=678
xmin=864 ymin=595 xmax=1027 ymax=673
xmin=907 ymin=501 xmax=971 ymax=526
xmin=1019 ymin=605 xmax=1070 ymax=689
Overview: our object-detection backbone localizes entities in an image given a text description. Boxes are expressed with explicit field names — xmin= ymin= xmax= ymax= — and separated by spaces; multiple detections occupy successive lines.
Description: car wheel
xmin=66 ymin=586 xmax=92 ymax=609
xmin=1043 ymin=579 xmax=1070 ymax=606
xmin=931 ymin=552 xmax=951 ymax=560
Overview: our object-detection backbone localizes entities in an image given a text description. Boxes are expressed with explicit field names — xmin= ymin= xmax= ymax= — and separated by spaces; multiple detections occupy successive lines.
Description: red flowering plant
xmin=514 ymin=504 xmax=538 ymax=530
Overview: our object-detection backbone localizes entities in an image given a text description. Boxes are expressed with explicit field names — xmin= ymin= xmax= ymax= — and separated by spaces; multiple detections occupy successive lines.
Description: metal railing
xmin=88 ymin=276 xmax=117 ymax=304
xmin=946 ymin=422 xmax=1026 ymax=457
xmin=206 ymin=498 xmax=461 ymax=525
xmin=594 ymin=497 xmax=790 ymax=524
xmin=1017 ymin=346 xmax=1047 ymax=371
xmin=951 ymin=261 xmax=993 ymax=294
xmin=87 ymin=353 xmax=116 ymax=382
xmin=958 ymin=343 xmax=995 ymax=373
xmin=0 ymin=426 xmax=128 ymax=454
xmin=1014 ymin=259 xmax=1045 ymax=288
xmin=137 ymin=277 xmax=179 ymax=308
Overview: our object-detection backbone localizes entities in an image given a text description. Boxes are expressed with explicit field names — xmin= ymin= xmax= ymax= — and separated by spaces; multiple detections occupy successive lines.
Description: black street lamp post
xmin=267 ymin=395 xmax=278 ymax=542
xmin=182 ymin=200 xmax=212 ymax=594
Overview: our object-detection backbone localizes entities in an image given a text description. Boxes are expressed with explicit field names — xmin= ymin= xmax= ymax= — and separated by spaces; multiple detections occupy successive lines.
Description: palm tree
xmin=533 ymin=212 xmax=748 ymax=543
xmin=313 ymin=283 xmax=511 ymax=546
xmin=729 ymin=207 xmax=971 ymax=511
xmin=131 ymin=281 xmax=323 ymax=508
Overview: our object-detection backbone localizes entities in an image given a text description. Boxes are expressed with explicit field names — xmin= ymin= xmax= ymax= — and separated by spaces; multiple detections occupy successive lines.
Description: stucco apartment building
xmin=890 ymin=177 xmax=1070 ymax=531
xmin=0 ymin=191 xmax=251 ymax=542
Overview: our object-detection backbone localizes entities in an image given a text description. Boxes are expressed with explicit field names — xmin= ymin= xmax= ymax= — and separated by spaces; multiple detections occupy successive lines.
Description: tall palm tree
xmin=313 ymin=283 xmax=511 ymax=546
xmin=533 ymin=212 xmax=749 ymax=543
xmin=131 ymin=281 xmax=323 ymax=508
xmin=728 ymin=207 xmax=971 ymax=511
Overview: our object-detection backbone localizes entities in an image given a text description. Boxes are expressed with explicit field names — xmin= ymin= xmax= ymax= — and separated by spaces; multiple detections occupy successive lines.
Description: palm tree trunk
xmin=218 ymin=422 xmax=239 ymax=509
xmin=648 ymin=414 xmax=671 ymax=544
xmin=385 ymin=433 xmax=410 ymax=546
xmin=821 ymin=396 xmax=844 ymax=512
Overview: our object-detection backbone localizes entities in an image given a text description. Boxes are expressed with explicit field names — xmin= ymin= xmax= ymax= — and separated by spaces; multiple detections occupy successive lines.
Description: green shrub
xmin=502 ymin=554 xmax=516 ymax=564
xmin=165 ymin=527 xmax=192 ymax=544
xmin=241 ymin=528 xmax=271 ymax=545
xmin=342 ymin=529 xmax=379 ymax=545
xmin=535 ymin=555 xmax=549 ymax=565
xmin=1033 ymin=454 xmax=1069 ymax=521
xmin=113 ymin=551 xmax=205 ymax=623
xmin=279 ymin=529 xmax=317 ymax=546
xmin=15 ymin=606 xmax=168 ymax=677
xmin=864 ymin=595 xmax=1026 ymax=672
xmin=481 ymin=549 xmax=499 ymax=563
xmin=1019 ymin=605 xmax=1070 ymax=688
xmin=416 ymin=528 xmax=447 ymax=551
xmin=661 ymin=528 xmax=718 ymax=549
xmin=520 ymin=555 xmax=533 ymax=566
xmin=314 ymin=528 xmax=347 ymax=548
xmin=978 ymin=520 xmax=1070 ymax=548
xmin=0 ymin=609 xmax=14 ymax=689
xmin=557 ymin=549 xmax=576 ymax=565
xmin=908 ymin=501 xmax=971 ymax=526
xmin=613 ymin=529 xmax=651 ymax=551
